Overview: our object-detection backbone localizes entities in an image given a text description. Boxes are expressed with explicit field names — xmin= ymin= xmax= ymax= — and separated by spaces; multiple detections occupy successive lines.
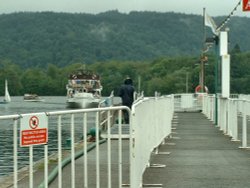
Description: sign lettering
xmin=20 ymin=113 xmax=48 ymax=147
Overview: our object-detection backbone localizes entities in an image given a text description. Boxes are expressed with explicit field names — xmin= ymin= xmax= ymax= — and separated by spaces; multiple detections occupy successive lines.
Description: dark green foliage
xmin=0 ymin=11 xmax=204 ymax=68
xmin=0 ymin=11 xmax=250 ymax=96
xmin=230 ymin=51 xmax=250 ymax=94
xmin=0 ymin=11 xmax=249 ymax=69
xmin=1 ymin=51 xmax=250 ymax=96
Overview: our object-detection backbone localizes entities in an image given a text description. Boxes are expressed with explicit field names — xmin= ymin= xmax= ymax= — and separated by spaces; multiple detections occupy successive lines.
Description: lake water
xmin=0 ymin=96 xmax=67 ymax=116
xmin=0 ymin=96 xmax=119 ymax=177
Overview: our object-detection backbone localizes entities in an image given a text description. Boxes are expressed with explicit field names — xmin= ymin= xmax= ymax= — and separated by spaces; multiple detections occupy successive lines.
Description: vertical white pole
xmin=13 ymin=120 xmax=18 ymax=188
xmin=242 ymin=101 xmax=247 ymax=148
xmin=118 ymin=110 xmax=122 ymax=188
xmin=223 ymin=100 xmax=226 ymax=133
xmin=44 ymin=144 xmax=48 ymax=188
xmin=219 ymin=31 xmax=228 ymax=56
xmin=221 ymin=55 xmax=230 ymax=98
xmin=58 ymin=115 xmax=62 ymax=188
xmin=232 ymin=101 xmax=239 ymax=141
xmin=71 ymin=114 xmax=75 ymax=188
xmin=220 ymin=31 xmax=230 ymax=98
xmin=107 ymin=110 xmax=112 ymax=188
xmin=211 ymin=96 xmax=214 ymax=122
xmin=130 ymin=109 xmax=135 ymax=188
xmin=96 ymin=112 xmax=100 ymax=188
xmin=29 ymin=146 xmax=33 ymax=188
xmin=227 ymin=100 xmax=232 ymax=136
xmin=83 ymin=113 xmax=88 ymax=187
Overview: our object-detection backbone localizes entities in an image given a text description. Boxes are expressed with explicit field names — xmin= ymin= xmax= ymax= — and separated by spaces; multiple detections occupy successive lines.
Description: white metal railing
xmin=4 ymin=92 xmax=250 ymax=187
xmin=0 ymin=95 xmax=174 ymax=188
xmin=0 ymin=106 xmax=125 ymax=188
xmin=174 ymin=93 xmax=202 ymax=112
xmin=130 ymin=95 xmax=174 ymax=187
xmin=202 ymin=94 xmax=250 ymax=148
xmin=202 ymin=94 xmax=215 ymax=122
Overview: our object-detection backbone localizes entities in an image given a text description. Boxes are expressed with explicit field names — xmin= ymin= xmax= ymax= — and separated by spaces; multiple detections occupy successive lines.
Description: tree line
xmin=1 ymin=47 xmax=250 ymax=97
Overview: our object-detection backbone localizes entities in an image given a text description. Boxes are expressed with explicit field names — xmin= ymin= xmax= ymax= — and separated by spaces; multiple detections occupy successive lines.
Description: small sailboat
xmin=3 ymin=79 xmax=11 ymax=103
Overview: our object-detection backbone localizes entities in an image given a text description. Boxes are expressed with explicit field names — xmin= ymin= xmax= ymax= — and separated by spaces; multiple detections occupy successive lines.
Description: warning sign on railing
xmin=20 ymin=113 xmax=48 ymax=147
xmin=243 ymin=0 xmax=250 ymax=11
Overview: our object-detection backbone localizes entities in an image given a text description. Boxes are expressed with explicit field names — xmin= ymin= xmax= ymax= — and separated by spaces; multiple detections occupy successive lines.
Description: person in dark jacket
xmin=118 ymin=77 xmax=135 ymax=124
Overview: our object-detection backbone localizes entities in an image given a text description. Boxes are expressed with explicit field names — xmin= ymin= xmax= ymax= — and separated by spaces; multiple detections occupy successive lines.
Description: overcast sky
xmin=0 ymin=0 xmax=248 ymax=17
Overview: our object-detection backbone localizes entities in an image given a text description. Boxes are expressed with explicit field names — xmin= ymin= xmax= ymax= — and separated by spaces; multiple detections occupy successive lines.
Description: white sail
xmin=4 ymin=79 xmax=11 ymax=103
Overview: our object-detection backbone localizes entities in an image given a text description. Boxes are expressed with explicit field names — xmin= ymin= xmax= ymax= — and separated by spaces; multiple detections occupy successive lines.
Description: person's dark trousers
xmin=122 ymin=104 xmax=131 ymax=124
xmin=122 ymin=109 xmax=129 ymax=124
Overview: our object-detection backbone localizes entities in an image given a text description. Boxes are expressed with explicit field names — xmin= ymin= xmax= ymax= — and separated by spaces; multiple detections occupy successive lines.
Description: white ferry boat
xmin=66 ymin=69 xmax=102 ymax=108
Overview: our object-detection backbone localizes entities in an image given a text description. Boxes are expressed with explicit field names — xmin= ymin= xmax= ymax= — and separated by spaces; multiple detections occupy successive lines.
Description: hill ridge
xmin=0 ymin=11 xmax=249 ymax=68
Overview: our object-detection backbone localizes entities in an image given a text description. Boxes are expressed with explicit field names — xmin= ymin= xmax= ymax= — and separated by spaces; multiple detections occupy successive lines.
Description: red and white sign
xmin=243 ymin=0 xmax=250 ymax=11
xmin=20 ymin=113 xmax=48 ymax=147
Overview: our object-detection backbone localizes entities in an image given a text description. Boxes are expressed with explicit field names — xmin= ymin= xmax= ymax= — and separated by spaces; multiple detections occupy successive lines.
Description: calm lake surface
xmin=0 ymin=96 xmax=119 ymax=177
xmin=0 ymin=96 xmax=67 ymax=116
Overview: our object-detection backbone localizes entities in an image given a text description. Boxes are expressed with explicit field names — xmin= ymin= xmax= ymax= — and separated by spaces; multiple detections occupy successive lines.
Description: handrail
xmin=202 ymin=94 xmax=250 ymax=148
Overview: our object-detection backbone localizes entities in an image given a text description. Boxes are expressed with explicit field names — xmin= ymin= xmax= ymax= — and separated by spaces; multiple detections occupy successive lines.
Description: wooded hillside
xmin=0 ymin=11 xmax=249 ymax=68
xmin=1 ymin=11 xmax=250 ymax=96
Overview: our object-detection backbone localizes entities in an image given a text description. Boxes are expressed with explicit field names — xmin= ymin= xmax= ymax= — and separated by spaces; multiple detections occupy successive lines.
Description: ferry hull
xmin=66 ymin=97 xmax=101 ymax=109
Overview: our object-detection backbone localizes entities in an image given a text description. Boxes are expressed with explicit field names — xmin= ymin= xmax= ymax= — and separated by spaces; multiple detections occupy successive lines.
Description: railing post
xmin=71 ymin=114 xmax=75 ymax=188
xmin=83 ymin=113 xmax=88 ymax=188
xmin=29 ymin=146 xmax=33 ymax=188
xmin=107 ymin=110 xmax=111 ymax=188
xmin=13 ymin=119 xmax=18 ymax=188
xmin=239 ymin=100 xmax=250 ymax=149
xmin=44 ymin=144 xmax=48 ymax=188
xmin=58 ymin=115 xmax=62 ymax=188
xmin=95 ymin=111 xmax=100 ymax=188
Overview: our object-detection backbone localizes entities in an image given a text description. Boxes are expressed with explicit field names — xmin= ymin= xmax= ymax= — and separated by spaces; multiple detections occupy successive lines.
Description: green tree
xmin=0 ymin=59 xmax=23 ymax=95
